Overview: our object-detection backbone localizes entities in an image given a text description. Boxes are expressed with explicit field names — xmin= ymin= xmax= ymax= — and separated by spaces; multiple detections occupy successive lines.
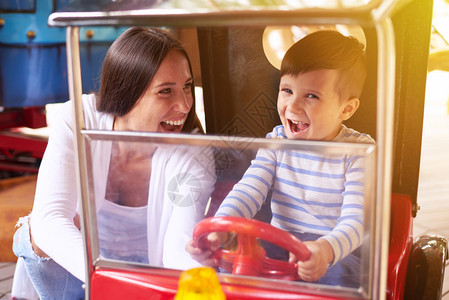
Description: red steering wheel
xmin=192 ymin=216 xmax=311 ymax=281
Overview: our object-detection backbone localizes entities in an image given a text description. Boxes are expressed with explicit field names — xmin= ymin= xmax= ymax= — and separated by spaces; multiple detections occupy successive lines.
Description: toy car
xmin=41 ymin=0 xmax=448 ymax=299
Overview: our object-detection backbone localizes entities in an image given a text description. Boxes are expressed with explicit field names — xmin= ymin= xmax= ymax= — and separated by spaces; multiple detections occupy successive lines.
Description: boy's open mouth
xmin=161 ymin=119 xmax=184 ymax=132
xmin=288 ymin=119 xmax=309 ymax=134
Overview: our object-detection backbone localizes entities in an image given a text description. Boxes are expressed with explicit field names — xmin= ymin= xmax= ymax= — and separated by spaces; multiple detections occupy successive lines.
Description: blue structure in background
xmin=0 ymin=0 xmax=127 ymax=108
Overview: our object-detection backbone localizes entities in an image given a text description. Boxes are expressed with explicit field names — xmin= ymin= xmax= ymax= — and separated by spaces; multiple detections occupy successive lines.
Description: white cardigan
xmin=30 ymin=94 xmax=216 ymax=282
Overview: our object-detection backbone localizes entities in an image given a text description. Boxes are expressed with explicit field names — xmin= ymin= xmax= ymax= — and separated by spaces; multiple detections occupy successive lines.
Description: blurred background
xmin=414 ymin=0 xmax=449 ymax=298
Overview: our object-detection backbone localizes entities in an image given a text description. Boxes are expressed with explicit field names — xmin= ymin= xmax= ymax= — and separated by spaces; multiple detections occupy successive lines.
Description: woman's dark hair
xmin=97 ymin=27 xmax=199 ymax=133
xmin=281 ymin=30 xmax=367 ymax=100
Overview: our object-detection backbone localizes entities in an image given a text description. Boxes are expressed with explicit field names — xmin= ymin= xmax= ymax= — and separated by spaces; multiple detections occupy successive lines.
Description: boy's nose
xmin=288 ymin=97 xmax=304 ymax=112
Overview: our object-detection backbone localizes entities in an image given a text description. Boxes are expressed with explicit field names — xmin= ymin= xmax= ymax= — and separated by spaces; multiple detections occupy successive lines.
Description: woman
xmin=13 ymin=27 xmax=216 ymax=299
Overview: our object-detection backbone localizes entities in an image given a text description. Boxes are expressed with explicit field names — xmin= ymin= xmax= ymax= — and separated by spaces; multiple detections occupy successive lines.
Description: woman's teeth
xmin=163 ymin=120 xmax=184 ymax=126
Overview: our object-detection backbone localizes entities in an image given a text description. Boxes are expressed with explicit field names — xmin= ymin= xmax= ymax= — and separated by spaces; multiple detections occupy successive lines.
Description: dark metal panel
xmin=198 ymin=27 xmax=280 ymax=138
xmin=390 ymin=0 xmax=433 ymax=216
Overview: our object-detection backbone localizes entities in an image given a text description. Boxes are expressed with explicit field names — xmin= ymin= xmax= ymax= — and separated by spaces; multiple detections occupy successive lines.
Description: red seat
xmin=387 ymin=193 xmax=413 ymax=300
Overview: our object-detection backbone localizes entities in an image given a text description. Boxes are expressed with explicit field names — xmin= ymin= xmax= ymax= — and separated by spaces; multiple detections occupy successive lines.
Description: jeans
xmin=12 ymin=215 xmax=85 ymax=300
xmin=263 ymin=231 xmax=361 ymax=288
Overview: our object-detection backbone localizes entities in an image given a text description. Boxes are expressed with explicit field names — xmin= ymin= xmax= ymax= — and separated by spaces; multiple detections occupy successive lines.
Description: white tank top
xmin=97 ymin=199 xmax=148 ymax=264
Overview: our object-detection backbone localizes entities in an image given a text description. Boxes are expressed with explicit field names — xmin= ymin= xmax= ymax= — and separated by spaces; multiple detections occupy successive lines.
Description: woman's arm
xmin=162 ymin=145 xmax=217 ymax=269
xmin=29 ymin=100 xmax=86 ymax=282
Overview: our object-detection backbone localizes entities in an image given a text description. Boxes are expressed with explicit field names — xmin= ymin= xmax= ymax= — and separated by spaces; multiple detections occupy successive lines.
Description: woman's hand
xmin=289 ymin=239 xmax=334 ymax=282
xmin=185 ymin=232 xmax=229 ymax=267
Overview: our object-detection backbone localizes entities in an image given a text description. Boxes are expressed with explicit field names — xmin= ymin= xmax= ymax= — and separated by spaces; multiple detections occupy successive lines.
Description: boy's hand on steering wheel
xmin=185 ymin=232 xmax=229 ymax=267
xmin=289 ymin=239 xmax=334 ymax=282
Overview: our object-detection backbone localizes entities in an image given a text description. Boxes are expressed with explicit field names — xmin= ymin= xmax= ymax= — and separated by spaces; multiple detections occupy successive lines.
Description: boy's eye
xmin=306 ymin=93 xmax=319 ymax=99
xmin=281 ymin=88 xmax=293 ymax=94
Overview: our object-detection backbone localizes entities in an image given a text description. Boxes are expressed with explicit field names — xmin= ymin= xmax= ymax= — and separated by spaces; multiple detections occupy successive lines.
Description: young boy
xmin=187 ymin=30 xmax=374 ymax=287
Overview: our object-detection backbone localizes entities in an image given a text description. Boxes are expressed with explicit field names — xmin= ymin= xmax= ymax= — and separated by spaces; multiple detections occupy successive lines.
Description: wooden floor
xmin=1 ymin=72 xmax=448 ymax=299
xmin=0 ymin=263 xmax=15 ymax=300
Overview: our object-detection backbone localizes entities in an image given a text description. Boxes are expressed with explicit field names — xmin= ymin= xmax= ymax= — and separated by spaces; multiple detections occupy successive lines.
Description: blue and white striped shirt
xmin=215 ymin=124 xmax=375 ymax=264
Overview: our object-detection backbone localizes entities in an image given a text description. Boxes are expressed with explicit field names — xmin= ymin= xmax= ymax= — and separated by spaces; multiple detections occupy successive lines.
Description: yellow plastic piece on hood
xmin=175 ymin=267 xmax=226 ymax=300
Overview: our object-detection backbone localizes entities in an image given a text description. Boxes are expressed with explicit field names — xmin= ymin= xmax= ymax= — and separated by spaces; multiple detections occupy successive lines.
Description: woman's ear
xmin=340 ymin=97 xmax=360 ymax=121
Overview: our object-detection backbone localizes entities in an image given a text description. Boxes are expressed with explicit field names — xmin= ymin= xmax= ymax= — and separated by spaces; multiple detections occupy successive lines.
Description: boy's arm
xmin=289 ymin=239 xmax=334 ymax=282
xmin=319 ymin=154 xmax=366 ymax=265
xmin=186 ymin=148 xmax=277 ymax=265
xmin=185 ymin=232 xmax=228 ymax=267
xmin=215 ymin=148 xmax=277 ymax=218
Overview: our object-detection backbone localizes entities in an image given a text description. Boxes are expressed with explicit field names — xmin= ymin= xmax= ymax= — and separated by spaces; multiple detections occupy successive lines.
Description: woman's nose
xmin=174 ymin=90 xmax=192 ymax=113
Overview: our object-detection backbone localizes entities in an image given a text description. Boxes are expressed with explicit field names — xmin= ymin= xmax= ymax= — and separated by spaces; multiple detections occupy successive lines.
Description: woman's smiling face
xmin=114 ymin=49 xmax=193 ymax=133
xmin=277 ymin=69 xmax=351 ymax=141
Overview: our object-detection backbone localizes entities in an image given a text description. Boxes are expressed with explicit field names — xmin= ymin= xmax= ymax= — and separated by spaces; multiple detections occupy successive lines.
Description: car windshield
xmin=82 ymin=130 xmax=375 ymax=296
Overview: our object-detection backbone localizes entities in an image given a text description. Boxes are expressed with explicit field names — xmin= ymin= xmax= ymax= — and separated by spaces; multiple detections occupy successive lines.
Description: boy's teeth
xmin=289 ymin=119 xmax=309 ymax=133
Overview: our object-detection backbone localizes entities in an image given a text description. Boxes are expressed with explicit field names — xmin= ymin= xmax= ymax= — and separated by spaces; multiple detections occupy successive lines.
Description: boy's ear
xmin=340 ymin=97 xmax=360 ymax=121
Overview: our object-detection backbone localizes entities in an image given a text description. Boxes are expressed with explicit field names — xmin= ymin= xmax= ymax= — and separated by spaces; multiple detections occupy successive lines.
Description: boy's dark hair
xmin=97 ymin=27 xmax=198 ymax=133
xmin=280 ymin=30 xmax=367 ymax=100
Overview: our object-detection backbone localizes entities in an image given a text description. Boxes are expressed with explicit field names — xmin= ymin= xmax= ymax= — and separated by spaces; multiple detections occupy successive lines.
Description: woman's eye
xmin=159 ymin=88 xmax=172 ymax=95
xmin=184 ymin=82 xmax=193 ymax=93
